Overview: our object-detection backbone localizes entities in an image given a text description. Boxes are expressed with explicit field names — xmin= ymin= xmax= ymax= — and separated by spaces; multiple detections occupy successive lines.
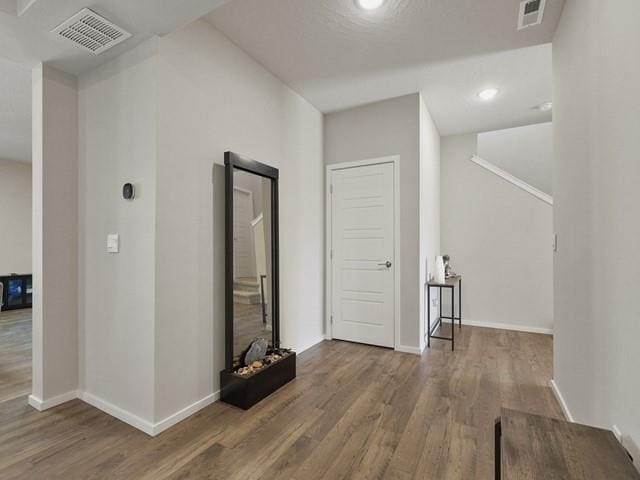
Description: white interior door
xmin=330 ymin=162 xmax=395 ymax=348
xmin=233 ymin=188 xmax=254 ymax=279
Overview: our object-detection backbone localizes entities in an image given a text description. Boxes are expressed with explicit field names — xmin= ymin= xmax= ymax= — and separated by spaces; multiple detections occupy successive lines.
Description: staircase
xmin=234 ymin=277 xmax=261 ymax=304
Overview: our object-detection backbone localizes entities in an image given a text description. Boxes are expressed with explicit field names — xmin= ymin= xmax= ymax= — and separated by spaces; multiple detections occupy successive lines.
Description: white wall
xmin=0 ymin=159 xmax=31 ymax=274
xmin=324 ymin=94 xmax=422 ymax=351
xmin=31 ymin=64 xmax=78 ymax=405
xmin=477 ymin=122 xmax=552 ymax=195
xmin=418 ymin=95 xmax=441 ymax=350
xmin=553 ymin=0 xmax=640 ymax=452
xmin=441 ymin=133 xmax=553 ymax=333
xmin=75 ymin=20 xmax=325 ymax=431
xmin=78 ymin=40 xmax=158 ymax=423
xmin=153 ymin=20 xmax=324 ymax=422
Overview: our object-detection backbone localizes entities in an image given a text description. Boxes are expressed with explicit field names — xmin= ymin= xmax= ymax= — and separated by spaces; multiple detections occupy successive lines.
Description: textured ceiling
xmin=420 ymin=44 xmax=552 ymax=136
xmin=0 ymin=0 xmax=563 ymax=164
xmin=0 ymin=0 xmax=232 ymax=73
xmin=0 ymin=0 xmax=232 ymax=163
xmin=207 ymin=0 xmax=563 ymax=133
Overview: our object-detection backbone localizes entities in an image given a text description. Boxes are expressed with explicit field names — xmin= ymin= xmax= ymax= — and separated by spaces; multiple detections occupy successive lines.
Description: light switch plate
xmin=107 ymin=234 xmax=119 ymax=253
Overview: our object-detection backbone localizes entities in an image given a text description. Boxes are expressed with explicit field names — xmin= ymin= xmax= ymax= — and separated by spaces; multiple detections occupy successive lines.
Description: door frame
xmin=325 ymin=156 xmax=401 ymax=351
xmin=232 ymin=186 xmax=254 ymax=280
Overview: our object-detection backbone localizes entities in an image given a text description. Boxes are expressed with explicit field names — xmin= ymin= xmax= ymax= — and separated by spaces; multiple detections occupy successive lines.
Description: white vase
xmin=435 ymin=256 xmax=446 ymax=283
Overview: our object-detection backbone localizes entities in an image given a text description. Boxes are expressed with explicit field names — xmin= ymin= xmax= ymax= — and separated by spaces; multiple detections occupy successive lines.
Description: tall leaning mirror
xmin=220 ymin=152 xmax=296 ymax=410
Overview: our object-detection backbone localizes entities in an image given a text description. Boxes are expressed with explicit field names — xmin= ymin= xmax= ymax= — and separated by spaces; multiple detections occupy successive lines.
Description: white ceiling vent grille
xmin=517 ymin=0 xmax=546 ymax=30
xmin=51 ymin=8 xmax=132 ymax=55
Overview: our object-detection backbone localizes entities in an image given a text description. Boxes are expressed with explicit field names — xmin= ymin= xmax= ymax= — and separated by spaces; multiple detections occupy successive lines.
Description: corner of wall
xmin=31 ymin=62 xmax=80 ymax=405
xmin=418 ymin=94 xmax=442 ymax=348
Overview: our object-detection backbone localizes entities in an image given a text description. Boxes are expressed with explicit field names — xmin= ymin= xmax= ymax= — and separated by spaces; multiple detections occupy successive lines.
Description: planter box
xmin=220 ymin=352 xmax=296 ymax=410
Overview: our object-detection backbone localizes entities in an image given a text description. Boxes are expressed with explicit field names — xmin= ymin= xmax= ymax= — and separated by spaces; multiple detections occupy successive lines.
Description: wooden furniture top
xmin=501 ymin=408 xmax=639 ymax=479
xmin=427 ymin=275 xmax=461 ymax=287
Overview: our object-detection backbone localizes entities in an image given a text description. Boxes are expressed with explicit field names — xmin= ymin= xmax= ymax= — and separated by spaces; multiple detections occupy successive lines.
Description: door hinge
xmin=330 ymin=184 xmax=333 ymax=194
xmin=330 ymin=249 xmax=333 ymax=260
xmin=330 ymin=315 xmax=333 ymax=324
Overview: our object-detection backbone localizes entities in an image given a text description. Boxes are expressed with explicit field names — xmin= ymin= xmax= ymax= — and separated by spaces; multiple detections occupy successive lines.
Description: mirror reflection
xmin=233 ymin=169 xmax=273 ymax=365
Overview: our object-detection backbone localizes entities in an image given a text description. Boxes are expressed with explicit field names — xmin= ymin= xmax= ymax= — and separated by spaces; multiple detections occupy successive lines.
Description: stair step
xmin=234 ymin=289 xmax=261 ymax=305
xmin=235 ymin=278 xmax=259 ymax=289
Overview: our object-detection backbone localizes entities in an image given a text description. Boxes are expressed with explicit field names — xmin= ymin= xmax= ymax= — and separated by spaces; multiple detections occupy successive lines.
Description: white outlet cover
xmin=107 ymin=234 xmax=119 ymax=253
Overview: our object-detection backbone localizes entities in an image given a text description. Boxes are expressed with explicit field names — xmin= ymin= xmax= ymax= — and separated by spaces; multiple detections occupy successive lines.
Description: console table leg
xmin=459 ymin=278 xmax=462 ymax=329
xmin=427 ymin=286 xmax=431 ymax=348
xmin=495 ymin=418 xmax=502 ymax=479
xmin=451 ymin=287 xmax=455 ymax=351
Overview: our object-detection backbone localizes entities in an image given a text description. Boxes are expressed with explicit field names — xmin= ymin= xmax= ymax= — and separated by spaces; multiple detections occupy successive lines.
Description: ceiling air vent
xmin=517 ymin=0 xmax=546 ymax=30
xmin=51 ymin=8 xmax=132 ymax=55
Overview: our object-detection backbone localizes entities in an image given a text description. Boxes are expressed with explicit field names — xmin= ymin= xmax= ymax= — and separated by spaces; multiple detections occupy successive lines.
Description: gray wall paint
xmin=324 ymin=94 xmax=421 ymax=349
xmin=32 ymin=64 xmax=79 ymax=402
xmin=76 ymin=21 xmax=325 ymax=429
xmin=419 ymin=95 xmax=441 ymax=349
xmin=553 ymin=0 xmax=640 ymax=448
xmin=154 ymin=20 xmax=324 ymax=421
xmin=477 ymin=122 xmax=552 ymax=195
xmin=441 ymin=134 xmax=553 ymax=332
xmin=0 ymin=159 xmax=31 ymax=274
xmin=78 ymin=39 xmax=158 ymax=422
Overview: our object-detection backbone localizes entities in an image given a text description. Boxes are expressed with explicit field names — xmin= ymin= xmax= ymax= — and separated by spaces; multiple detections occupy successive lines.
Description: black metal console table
xmin=426 ymin=275 xmax=462 ymax=351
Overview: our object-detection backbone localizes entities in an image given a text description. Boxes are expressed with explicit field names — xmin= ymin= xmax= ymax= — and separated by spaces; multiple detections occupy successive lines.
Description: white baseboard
xmin=612 ymin=424 xmax=623 ymax=442
xmin=550 ymin=384 xmax=639 ymax=472
xmin=549 ymin=379 xmax=574 ymax=422
xmin=57 ymin=338 xmax=325 ymax=438
xmin=79 ymin=390 xmax=221 ymax=437
xmin=152 ymin=335 xmax=322 ymax=435
xmin=441 ymin=318 xmax=553 ymax=335
xmin=28 ymin=390 xmax=79 ymax=411
xmin=611 ymin=425 xmax=640 ymax=472
xmin=79 ymin=391 xmax=155 ymax=435
xmin=152 ymin=391 xmax=219 ymax=436
xmin=621 ymin=433 xmax=640 ymax=472
xmin=396 ymin=345 xmax=423 ymax=356
xmin=322 ymin=335 xmax=422 ymax=356
xmin=26 ymin=337 xmax=323 ymax=438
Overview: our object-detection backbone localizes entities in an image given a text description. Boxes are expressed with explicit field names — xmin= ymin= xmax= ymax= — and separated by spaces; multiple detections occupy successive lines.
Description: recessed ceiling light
xmin=535 ymin=101 xmax=553 ymax=111
xmin=356 ymin=0 xmax=385 ymax=10
xmin=478 ymin=88 xmax=500 ymax=101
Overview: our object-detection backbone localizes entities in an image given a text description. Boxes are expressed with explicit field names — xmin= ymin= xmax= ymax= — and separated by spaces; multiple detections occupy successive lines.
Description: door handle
xmin=378 ymin=261 xmax=392 ymax=268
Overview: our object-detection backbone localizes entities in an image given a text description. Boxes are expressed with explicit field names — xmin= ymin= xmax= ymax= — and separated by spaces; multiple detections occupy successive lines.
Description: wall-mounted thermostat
xmin=123 ymin=183 xmax=135 ymax=200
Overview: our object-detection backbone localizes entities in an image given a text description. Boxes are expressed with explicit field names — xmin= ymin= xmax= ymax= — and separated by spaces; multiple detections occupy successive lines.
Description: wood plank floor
xmin=234 ymin=302 xmax=272 ymax=362
xmin=0 ymin=319 xmax=562 ymax=479
xmin=0 ymin=309 xmax=31 ymax=403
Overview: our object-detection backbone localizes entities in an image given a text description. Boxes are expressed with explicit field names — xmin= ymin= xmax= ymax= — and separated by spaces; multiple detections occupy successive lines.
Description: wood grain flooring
xmin=0 ymin=319 xmax=562 ymax=479
xmin=500 ymin=408 xmax=639 ymax=479
xmin=0 ymin=309 xmax=31 ymax=403
xmin=234 ymin=302 xmax=272 ymax=362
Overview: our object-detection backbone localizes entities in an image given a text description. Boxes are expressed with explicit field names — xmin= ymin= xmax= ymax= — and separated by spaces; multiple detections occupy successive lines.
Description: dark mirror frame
xmin=224 ymin=151 xmax=280 ymax=371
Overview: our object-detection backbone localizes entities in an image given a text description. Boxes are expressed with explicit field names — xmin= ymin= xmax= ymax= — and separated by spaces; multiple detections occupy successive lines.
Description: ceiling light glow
xmin=356 ymin=0 xmax=385 ymax=10
xmin=478 ymin=88 xmax=500 ymax=101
